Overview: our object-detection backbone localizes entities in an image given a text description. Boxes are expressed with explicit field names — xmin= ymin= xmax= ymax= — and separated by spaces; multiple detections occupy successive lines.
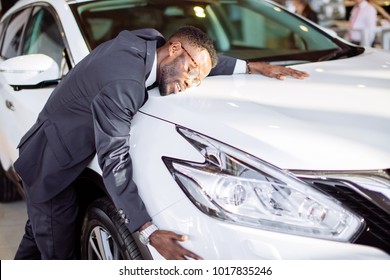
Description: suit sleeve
xmin=208 ymin=54 xmax=237 ymax=76
xmin=90 ymin=79 xmax=150 ymax=232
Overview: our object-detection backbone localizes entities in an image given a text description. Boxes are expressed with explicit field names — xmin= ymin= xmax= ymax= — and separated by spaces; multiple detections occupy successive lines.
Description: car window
xmin=70 ymin=0 xmax=342 ymax=63
xmin=22 ymin=6 xmax=68 ymax=75
xmin=0 ymin=8 xmax=31 ymax=59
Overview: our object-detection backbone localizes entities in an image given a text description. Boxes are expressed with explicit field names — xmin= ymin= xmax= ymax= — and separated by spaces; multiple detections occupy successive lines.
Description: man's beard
xmin=159 ymin=56 xmax=183 ymax=96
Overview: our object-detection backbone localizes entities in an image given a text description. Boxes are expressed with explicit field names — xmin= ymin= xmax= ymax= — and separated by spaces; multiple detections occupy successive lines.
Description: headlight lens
xmin=163 ymin=127 xmax=364 ymax=241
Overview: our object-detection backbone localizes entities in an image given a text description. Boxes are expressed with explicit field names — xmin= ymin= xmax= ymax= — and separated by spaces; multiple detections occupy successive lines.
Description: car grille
xmin=300 ymin=177 xmax=390 ymax=254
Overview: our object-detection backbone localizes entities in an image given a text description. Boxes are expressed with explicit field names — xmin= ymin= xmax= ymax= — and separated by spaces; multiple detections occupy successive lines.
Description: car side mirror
xmin=0 ymin=54 xmax=60 ymax=91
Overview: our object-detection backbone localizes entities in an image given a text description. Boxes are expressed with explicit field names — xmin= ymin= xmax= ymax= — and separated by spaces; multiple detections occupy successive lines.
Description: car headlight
xmin=163 ymin=127 xmax=364 ymax=242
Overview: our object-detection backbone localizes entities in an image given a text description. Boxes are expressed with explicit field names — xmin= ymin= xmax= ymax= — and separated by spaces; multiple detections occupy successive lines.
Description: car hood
xmin=140 ymin=49 xmax=390 ymax=171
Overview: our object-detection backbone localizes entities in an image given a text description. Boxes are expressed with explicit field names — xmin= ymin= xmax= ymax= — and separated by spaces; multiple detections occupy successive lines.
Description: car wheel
xmin=0 ymin=167 xmax=22 ymax=202
xmin=80 ymin=197 xmax=143 ymax=260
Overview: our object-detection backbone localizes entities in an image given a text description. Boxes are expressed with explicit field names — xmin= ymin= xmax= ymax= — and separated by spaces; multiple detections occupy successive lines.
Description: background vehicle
xmin=0 ymin=0 xmax=389 ymax=260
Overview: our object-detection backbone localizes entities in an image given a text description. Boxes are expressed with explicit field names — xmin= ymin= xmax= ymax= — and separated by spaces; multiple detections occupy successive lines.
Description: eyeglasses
xmin=180 ymin=45 xmax=201 ymax=87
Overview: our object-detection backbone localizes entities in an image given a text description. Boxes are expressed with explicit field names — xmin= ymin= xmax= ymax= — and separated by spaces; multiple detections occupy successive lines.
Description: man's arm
xmin=246 ymin=61 xmax=309 ymax=80
xmin=91 ymin=80 xmax=150 ymax=233
xmin=91 ymin=80 xmax=202 ymax=260
xmin=210 ymin=55 xmax=309 ymax=79
xmin=208 ymin=54 xmax=237 ymax=76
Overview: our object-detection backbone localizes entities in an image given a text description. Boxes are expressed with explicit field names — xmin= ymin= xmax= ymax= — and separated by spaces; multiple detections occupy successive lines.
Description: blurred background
xmin=1 ymin=0 xmax=389 ymax=49
xmin=276 ymin=0 xmax=390 ymax=49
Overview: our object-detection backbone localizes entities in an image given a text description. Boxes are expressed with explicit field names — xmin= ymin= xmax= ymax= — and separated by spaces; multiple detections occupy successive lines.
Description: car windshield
xmin=70 ymin=0 xmax=362 ymax=64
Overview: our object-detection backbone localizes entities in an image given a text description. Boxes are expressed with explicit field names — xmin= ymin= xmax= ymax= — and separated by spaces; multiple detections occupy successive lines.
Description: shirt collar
xmin=145 ymin=52 xmax=157 ymax=88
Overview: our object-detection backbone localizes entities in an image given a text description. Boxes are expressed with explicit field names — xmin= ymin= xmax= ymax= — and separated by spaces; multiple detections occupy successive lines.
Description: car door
xmin=0 ymin=7 xmax=32 ymax=169
xmin=0 ymin=5 xmax=68 ymax=170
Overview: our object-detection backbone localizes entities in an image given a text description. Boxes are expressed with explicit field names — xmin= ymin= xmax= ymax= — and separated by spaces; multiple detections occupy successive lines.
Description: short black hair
xmin=169 ymin=26 xmax=218 ymax=68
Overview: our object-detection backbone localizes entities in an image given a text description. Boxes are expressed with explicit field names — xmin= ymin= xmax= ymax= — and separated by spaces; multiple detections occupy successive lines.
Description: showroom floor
xmin=0 ymin=200 xmax=27 ymax=260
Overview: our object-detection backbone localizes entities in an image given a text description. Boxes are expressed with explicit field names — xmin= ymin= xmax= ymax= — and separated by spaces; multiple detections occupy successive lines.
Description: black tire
xmin=0 ymin=167 xmax=22 ymax=202
xmin=80 ymin=197 xmax=143 ymax=260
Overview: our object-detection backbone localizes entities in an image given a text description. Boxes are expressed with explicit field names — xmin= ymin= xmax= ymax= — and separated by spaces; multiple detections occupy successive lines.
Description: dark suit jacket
xmin=14 ymin=28 xmax=237 ymax=232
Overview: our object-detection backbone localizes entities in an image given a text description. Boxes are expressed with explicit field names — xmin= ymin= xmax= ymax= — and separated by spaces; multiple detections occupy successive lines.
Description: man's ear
xmin=168 ymin=41 xmax=182 ymax=56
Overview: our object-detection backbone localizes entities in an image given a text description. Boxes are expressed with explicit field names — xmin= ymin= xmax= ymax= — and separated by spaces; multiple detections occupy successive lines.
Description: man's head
xmin=156 ymin=26 xmax=218 ymax=96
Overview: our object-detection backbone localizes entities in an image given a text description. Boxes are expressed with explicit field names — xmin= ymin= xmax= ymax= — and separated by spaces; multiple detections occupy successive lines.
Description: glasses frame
xmin=177 ymin=43 xmax=202 ymax=87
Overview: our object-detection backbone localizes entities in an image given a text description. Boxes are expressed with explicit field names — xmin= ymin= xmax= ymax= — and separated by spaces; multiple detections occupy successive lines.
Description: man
xmin=348 ymin=0 xmax=377 ymax=46
xmin=14 ymin=26 xmax=308 ymax=260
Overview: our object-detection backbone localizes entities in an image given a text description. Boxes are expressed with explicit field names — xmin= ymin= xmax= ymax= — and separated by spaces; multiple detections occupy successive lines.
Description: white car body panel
xmin=140 ymin=49 xmax=390 ymax=171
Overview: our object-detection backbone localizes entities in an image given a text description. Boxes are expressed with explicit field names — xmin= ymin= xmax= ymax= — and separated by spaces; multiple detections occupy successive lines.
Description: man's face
xmin=159 ymin=42 xmax=212 ymax=96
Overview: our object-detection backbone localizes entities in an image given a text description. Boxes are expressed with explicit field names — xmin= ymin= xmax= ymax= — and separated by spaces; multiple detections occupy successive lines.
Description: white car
xmin=0 ymin=0 xmax=389 ymax=260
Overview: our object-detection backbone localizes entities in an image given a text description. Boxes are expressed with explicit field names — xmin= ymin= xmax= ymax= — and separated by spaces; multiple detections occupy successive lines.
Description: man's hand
xmin=149 ymin=229 xmax=203 ymax=260
xmin=247 ymin=61 xmax=309 ymax=80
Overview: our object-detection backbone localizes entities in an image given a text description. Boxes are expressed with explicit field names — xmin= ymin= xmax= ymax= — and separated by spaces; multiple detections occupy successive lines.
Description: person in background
xmin=348 ymin=0 xmax=377 ymax=46
xmin=291 ymin=0 xmax=318 ymax=23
